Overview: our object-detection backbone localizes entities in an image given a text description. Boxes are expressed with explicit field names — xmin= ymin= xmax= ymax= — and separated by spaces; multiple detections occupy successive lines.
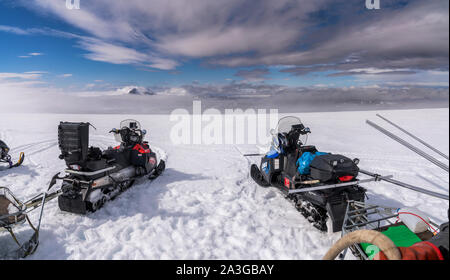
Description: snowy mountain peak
xmin=117 ymin=86 xmax=154 ymax=95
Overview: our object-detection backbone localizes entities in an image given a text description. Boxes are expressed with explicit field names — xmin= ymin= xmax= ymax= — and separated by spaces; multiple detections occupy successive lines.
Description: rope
xmin=323 ymin=229 xmax=401 ymax=260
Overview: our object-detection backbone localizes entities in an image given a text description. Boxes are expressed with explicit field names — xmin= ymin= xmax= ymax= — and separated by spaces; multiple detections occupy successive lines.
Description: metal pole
xmin=288 ymin=175 xmax=393 ymax=194
xmin=376 ymin=114 xmax=449 ymax=160
xmin=366 ymin=120 xmax=449 ymax=172
xmin=243 ymin=154 xmax=265 ymax=157
xmin=360 ymin=169 xmax=449 ymax=200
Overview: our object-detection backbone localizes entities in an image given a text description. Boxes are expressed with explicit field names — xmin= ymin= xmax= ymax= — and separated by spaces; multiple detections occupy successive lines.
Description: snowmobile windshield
xmin=114 ymin=120 xmax=143 ymax=143
xmin=276 ymin=116 xmax=303 ymax=134
xmin=270 ymin=116 xmax=308 ymax=152
xmin=120 ymin=119 xmax=141 ymax=130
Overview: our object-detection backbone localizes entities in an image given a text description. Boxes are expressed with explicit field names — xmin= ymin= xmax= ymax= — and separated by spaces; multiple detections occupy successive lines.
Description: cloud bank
xmin=0 ymin=72 xmax=447 ymax=114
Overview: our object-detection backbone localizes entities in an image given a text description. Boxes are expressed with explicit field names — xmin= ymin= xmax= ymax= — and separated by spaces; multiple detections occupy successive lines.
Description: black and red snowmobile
xmin=250 ymin=116 xmax=366 ymax=233
xmin=0 ymin=140 xmax=24 ymax=170
xmin=52 ymin=119 xmax=165 ymax=214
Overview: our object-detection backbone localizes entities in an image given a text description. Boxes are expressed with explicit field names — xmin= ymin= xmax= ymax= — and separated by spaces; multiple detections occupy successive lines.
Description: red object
xmin=338 ymin=175 xmax=354 ymax=182
xmin=113 ymin=145 xmax=121 ymax=150
xmin=133 ymin=144 xmax=150 ymax=154
xmin=374 ymin=241 xmax=444 ymax=260
xmin=398 ymin=211 xmax=438 ymax=234
xmin=284 ymin=177 xmax=290 ymax=188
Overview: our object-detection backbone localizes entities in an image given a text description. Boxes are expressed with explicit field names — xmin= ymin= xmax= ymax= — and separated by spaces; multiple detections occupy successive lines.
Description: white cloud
xmin=384 ymin=81 xmax=449 ymax=87
xmin=18 ymin=52 xmax=44 ymax=58
xmin=155 ymin=87 xmax=188 ymax=96
xmin=355 ymin=70 xmax=449 ymax=88
xmin=0 ymin=25 xmax=177 ymax=70
xmin=156 ymin=25 xmax=300 ymax=57
xmin=0 ymin=72 xmax=44 ymax=80
xmin=0 ymin=25 xmax=30 ymax=35
xmin=78 ymin=38 xmax=178 ymax=70
xmin=25 ymin=71 xmax=48 ymax=74
xmin=58 ymin=73 xmax=73 ymax=78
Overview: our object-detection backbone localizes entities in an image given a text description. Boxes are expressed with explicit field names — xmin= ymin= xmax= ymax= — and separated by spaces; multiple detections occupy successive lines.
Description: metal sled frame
xmin=339 ymin=200 xmax=397 ymax=260
xmin=0 ymin=187 xmax=48 ymax=258
xmin=338 ymin=200 xmax=439 ymax=260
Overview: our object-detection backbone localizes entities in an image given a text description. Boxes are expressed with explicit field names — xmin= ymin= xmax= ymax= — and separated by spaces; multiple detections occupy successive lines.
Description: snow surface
xmin=0 ymin=108 xmax=448 ymax=260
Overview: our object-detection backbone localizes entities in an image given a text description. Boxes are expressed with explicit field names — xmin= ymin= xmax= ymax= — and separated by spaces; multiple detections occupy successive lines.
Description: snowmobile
xmin=53 ymin=119 xmax=165 ymax=215
xmin=0 ymin=140 xmax=25 ymax=170
xmin=250 ymin=116 xmax=366 ymax=232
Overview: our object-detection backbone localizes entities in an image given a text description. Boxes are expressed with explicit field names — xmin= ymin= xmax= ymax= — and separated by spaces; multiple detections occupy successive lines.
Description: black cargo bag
xmin=130 ymin=143 xmax=157 ymax=173
xmin=309 ymin=154 xmax=359 ymax=183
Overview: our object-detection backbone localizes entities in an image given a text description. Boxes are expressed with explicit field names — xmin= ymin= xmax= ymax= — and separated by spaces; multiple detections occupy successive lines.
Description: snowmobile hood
xmin=0 ymin=140 xmax=9 ymax=151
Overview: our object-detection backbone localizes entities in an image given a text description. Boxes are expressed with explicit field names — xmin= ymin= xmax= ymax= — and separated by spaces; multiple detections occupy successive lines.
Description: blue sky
xmin=0 ymin=0 xmax=448 ymax=93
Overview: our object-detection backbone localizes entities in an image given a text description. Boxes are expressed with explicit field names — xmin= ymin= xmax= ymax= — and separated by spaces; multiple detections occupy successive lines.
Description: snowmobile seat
xmin=84 ymin=159 xmax=110 ymax=174
xmin=0 ymin=195 xmax=25 ymax=226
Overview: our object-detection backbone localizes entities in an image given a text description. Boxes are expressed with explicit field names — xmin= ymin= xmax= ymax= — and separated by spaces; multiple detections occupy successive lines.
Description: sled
xmin=0 ymin=186 xmax=59 ymax=258
xmin=336 ymin=200 xmax=438 ymax=260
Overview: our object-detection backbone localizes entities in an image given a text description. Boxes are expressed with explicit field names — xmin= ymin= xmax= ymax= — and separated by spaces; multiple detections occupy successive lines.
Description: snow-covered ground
xmin=0 ymin=108 xmax=448 ymax=260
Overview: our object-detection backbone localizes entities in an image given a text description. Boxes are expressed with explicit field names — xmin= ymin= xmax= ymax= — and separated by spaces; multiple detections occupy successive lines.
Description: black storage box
xmin=309 ymin=154 xmax=359 ymax=183
xmin=58 ymin=122 xmax=89 ymax=167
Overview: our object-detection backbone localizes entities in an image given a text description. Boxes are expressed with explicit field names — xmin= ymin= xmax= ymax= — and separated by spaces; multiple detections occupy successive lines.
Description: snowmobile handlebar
xmin=301 ymin=127 xmax=311 ymax=135
xmin=289 ymin=123 xmax=310 ymax=135
xmin=110 ymin=127 xmax=147 ymax=135
xmin=110 ymin=126 xmax=147 ymax=146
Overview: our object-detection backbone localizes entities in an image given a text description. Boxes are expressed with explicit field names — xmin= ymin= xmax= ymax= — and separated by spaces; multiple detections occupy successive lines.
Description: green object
xmin=360 ymin=225 xmax=422 ymax=259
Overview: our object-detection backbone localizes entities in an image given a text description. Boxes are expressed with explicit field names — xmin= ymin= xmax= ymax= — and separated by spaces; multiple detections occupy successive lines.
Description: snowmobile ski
xmin=0 ymin=140 xmax=25 ymax=170
xmin=250 ymin=164 xmax=271 ymax=187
